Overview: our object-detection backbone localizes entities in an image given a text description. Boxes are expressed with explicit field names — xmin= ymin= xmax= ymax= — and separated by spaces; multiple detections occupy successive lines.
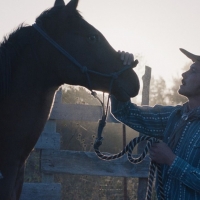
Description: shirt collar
xmin=181 ymin=102 xmax=200 ymax=120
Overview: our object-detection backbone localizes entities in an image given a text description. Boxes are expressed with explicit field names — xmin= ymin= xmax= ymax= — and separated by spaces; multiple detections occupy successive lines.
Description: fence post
xmin=41 ymin=120 xmax=57 ymax=183
xmin=137 ymin=66 xmax=151 ymax=200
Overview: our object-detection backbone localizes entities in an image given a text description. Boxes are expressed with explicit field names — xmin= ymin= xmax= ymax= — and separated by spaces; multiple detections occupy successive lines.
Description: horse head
xmin=34 ymin=0 xmax=139 ymax=102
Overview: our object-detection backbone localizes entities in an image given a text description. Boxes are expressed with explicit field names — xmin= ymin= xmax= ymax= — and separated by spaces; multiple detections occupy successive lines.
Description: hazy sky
xmin=1 ymin=0 xmax=200 ymax=87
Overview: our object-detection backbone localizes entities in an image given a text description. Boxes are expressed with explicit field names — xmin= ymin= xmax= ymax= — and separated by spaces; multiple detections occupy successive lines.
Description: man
xmin=111 ymin=49 xmax=200 ymax=199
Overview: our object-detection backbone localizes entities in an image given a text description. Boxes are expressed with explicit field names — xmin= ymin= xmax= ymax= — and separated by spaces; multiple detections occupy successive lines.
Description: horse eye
xmin=88 ymin=34 xmax=98 ymax=43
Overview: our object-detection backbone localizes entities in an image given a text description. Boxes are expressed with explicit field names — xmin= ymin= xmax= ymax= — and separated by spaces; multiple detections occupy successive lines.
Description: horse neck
xmin=7 ymin=41 xmax=59 ymax=109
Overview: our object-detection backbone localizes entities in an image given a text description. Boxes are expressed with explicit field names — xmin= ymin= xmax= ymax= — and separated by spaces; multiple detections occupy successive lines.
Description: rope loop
xmin=94 ymin=135 xmax=165 ymax=200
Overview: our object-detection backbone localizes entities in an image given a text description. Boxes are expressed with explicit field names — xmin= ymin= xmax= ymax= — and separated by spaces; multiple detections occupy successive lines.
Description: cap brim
xmin=180 ymin=48 xmax=200 ymax=62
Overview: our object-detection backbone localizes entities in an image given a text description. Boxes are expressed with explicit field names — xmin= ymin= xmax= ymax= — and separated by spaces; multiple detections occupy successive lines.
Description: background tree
xmin=149 ymin=76 xmax=168 ymax=106
xmin=62 ymin=85 xmax=100 ymax=105
xmin=149 ymin=62 xmax=191 ymax=106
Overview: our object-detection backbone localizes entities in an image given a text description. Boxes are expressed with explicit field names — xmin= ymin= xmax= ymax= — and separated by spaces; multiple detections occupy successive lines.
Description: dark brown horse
xmin=0 ymin=0 xmax=139 ymax=199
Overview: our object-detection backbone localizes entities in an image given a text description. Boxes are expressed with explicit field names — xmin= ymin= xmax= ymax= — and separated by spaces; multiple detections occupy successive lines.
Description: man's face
xmin=179 ymin=62 xmax=200 ymax=98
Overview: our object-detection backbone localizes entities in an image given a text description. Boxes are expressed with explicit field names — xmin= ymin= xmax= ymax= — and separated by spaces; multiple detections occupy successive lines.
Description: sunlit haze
xmin=1 ymin=0 xmax=200 ymax=88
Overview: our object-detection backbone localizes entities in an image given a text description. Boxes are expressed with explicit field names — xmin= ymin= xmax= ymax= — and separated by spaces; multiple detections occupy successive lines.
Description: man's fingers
xmin=119 ymin=51 xmax=125 ymax=61
xmin=118 ymin=51 xmax=134 ymax=65
xmin=123 ymin=52 xmax=133 ymax=65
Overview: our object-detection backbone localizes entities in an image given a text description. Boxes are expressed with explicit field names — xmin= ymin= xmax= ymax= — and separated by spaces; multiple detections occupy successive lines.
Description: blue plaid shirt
xmin=111 ymin=96 xmax=200 ymax=200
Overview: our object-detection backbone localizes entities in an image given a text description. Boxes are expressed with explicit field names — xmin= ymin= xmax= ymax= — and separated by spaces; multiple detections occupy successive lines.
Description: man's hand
xmin=118 ymin=50 xmax=134 ymax=65
xmin=149 ymin=141 xmax=176 ymax=166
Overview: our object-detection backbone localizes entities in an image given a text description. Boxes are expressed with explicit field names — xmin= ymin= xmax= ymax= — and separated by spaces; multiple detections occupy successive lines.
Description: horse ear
xmin=65 ymin=0 xmax=79 ymax=11
xmin=54 ymin=0 xmax=65 ymax=6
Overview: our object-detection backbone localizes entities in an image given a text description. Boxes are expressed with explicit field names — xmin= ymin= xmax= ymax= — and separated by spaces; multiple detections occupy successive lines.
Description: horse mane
xmin=0 ymin=5 xmax=83 ymax=101
xmin=0 ymin=24 xmax=33 ymax=100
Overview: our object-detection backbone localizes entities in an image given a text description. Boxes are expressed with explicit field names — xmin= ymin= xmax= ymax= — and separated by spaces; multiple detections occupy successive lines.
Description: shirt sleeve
xmin=168 ymin=156 xmax=200 ymax=192
xmin=110 ymin=95 xmax=176 ymax=138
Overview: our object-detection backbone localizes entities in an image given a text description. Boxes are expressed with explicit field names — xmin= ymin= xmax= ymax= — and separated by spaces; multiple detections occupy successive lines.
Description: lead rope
xmin=92 ymin=93 xmax=165 ymax=200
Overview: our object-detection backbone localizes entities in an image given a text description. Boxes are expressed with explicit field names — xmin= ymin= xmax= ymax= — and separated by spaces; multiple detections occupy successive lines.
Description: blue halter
xmin=32 ymin=23 xmax=135 ymax=94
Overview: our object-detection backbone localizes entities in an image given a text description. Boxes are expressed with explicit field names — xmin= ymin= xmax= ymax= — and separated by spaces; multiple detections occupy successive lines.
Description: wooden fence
xmin=20 ymin=67 xmax=151 ymax=200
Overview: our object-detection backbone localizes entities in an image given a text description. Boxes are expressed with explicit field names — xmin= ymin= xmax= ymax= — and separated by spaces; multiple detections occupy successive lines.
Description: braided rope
xmin=94 ymin=135 xmax=165 ymax=200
